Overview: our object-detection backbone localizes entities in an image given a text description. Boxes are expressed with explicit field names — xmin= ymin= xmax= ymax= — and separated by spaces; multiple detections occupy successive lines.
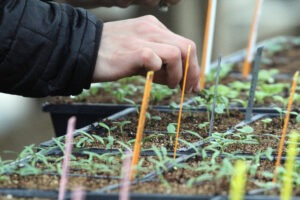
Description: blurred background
xmin=1 ymin=0 xmax=300 ymax=160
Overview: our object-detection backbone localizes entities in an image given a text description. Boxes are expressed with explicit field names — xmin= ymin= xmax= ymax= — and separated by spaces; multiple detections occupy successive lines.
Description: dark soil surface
xmin=76 ymin=109 xmax=245 ymax=150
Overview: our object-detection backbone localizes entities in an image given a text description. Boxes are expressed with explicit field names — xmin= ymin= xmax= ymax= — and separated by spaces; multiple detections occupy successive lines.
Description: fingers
xmin=141 ymin=43 xmax=183 ymax=88
xmin=154 ymin=32 xmax=200 ymax=92
xmin=132 ymin=16 xmax=200 ymax=92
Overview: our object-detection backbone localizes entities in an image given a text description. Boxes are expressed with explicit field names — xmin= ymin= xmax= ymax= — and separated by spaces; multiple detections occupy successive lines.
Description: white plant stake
xmin=119 ymin=152 xmax=132 ymax=200
xmin=58 ymin=116 xmax=76 ymax=200
xmin=245 ymin=47 xmax=263 ymax=122
xmin=71 ymin=186 xmax=85 ymax=200
xmin=199 ymin=0 xmax=218 ymax=89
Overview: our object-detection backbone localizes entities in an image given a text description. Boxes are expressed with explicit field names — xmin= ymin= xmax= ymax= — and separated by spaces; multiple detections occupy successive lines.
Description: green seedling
xmin=150 ymin=83 xmax=177 ymax=103
xmin=258 ymin=69 xmax=279 ymax=83
xmin=112 ymin=120 xmax=132 ymax=140
xmin=198 ymin=122 xmax=209 ymax=134
xmin=261 ymin=118 xmax=272 ymax=129
xmin=236 ymin=126 xmax=254 ymax=134
xmin=98 ymin=122 xmax=112 ymax=136
xmin=167 ymin=123 xmax=177 ymax=146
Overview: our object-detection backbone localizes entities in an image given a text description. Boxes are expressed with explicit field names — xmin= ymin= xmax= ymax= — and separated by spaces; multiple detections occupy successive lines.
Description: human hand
xmin=57 ymin=0 xmax=180 ymax=8
xmin=93 ymin=15 xmax=200 ymax=92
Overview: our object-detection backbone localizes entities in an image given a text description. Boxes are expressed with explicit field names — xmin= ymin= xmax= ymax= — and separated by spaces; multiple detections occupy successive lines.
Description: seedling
xmin=261 ymin=118 xmax=272 ymax=129
xmin=98 ymin=122 xmax=112 ymax=136
xmin=198 ymin=122 xmax=209 ymax=134
xmin=167 ymin=123 xmax=177 ymax=146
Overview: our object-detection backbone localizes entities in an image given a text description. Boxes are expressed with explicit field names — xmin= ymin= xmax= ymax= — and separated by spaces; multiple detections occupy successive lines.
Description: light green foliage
xmin=167 ymin=123 xmax=177 ymax=145
xmin=206 ymin=63 xmax=234 ymax=82
xmin=98 ymin=122 xmax=111 ymax=136
xmin=260 ymin=83 xmax=288 ymax=95
xmin=209 ymin=85 xmax=239 ymax=99
xmin=228 ymin=81 xmax=250 ymax=92
xmin=236 ymin=126 xmax=254 ymax=134
xmin=297 ymin=115 xmax=300 ymax=123
xmin=261 ymin=118 xmax=273 ymax=129
xmin=197 ymin=122 xmax=209 ymax=133
xmin=150 ymin=83 xmax=178 ymax=103
xmin=258 ymin=69 xmax=279 ymax=83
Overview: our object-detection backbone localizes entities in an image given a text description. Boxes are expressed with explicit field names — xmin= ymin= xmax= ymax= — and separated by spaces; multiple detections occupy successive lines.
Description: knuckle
xmin=143 ymin=15 xmax=159 ymax=23
xmin=168 ymin=47 xmax=181 ymax=60
xmin=140 ymin=48 xmax=154 ymax=63
xmin=189 ymin=41 xmax=197 ymax=52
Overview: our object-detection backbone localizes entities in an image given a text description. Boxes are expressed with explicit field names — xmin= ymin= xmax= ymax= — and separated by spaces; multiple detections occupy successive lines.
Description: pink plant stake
xmin=119 ymin=151 xmax=132 ymax=200
xmin=71 ymin=186 xmax=86 ymax=200
xmin=58 ymin=116 xmax=76 ymax=200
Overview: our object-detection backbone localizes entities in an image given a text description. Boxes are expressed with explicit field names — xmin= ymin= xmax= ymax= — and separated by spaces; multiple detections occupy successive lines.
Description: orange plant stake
xmin=130 ymin=71 xmax=154 ymax=180
xmin=199 ymin=0 xmax=217 ymax=90
xmin=173 ymin=45 xmax=192 ymax=159
xmin=242 ymin=0 xmax=264 ymax=78
xmin=273 ymin=71 xmax=299 ymax=182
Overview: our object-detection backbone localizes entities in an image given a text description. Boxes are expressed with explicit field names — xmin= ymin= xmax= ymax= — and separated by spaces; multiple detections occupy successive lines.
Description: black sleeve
xmin=0 ymin=0 xmax=102 ymax=97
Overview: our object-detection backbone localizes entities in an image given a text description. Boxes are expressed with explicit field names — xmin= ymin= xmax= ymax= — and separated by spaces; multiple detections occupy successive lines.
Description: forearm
xmin=55 ymin=0 xmax=108 ymax=9
xmin=0 ymin=0 xmax=102 ymax=97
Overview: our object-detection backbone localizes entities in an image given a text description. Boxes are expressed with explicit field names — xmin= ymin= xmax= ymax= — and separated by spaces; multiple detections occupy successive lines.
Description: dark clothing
xmin=0 ymin=0 xmax=102 ymax=97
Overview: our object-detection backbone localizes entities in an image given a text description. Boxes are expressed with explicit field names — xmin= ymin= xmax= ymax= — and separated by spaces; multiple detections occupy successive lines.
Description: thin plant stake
xmin=71 ymin=186 xmax=85 ymax=200
xmin=119 ymin=152 xmax=132 ymax=200
xmin=242 ymin=0 xmax=264 ymax=78
xmin=199 ymin=0 xmax=217 ymax=90
xmin=245 ymin=47 xmax=263 ymax=122
xmin=130 ymin=71 xmax=154 ymax=180
xmin=58 ymin=116 xmax=76 ymax=200
xmin=173 ymin=45 xmax=192 ymax=159
xmin=280 ymin=131 xmax=299 ymax=200
xmin=273 ymin=71 xmax=299 ymax=183
xmin=229 ymin=160 xmax=247 ymax=200
xmin=208 ymin=56 xmax=222 ymax=136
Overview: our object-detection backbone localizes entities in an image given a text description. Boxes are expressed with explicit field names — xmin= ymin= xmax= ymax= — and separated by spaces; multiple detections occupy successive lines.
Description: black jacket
xmin=0 ymin=0 xmax=102 ymax=97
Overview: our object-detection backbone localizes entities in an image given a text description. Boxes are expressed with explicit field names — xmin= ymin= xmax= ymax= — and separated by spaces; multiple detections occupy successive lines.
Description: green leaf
xmin=167 ymin=123 xmax=176 ymax=134
xmin=296 ymin=115 xmax=300 ymax=123
xmin=237 ymin=126 xmax=254 ymax=134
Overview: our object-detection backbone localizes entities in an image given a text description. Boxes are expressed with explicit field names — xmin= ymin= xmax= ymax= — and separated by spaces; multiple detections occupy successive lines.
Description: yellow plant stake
xmin=273 ymin=71 xmax=299 ymax=183
xmin=199 ymin=0 xmax=217 ymax=90
xmin=130 ymin=71 xmax=154 ymax=180
xmin=229 ymin=160 xmax=247 ymax=200
xmin=281 ymin=131 xmax=299 ymax=200
xmin=173 ymin=45 xmax=191 ymax=159
xmin=242 ymin=0 xmax=264 ymax=78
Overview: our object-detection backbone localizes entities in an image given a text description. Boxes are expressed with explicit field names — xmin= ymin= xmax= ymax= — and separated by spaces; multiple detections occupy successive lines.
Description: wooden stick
xmin=242 ymin=0 xmax=264 ymax=78
xmin=281 ymin=131 xmax=299 ymax=200
xmin=273 ymin=71 xmax=299 ymax=182
xmin=229 ymin=160 xmax=247 ymax=200
xmin=199 ymin=0 xmax=217 ymax=90
xmin=58 ymin=117 xmax=76 ymax=200
xmin=173 ymin=45 xmax=192 ymax=159
xmin=130 ymin=71 xmax=154 ymax=180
